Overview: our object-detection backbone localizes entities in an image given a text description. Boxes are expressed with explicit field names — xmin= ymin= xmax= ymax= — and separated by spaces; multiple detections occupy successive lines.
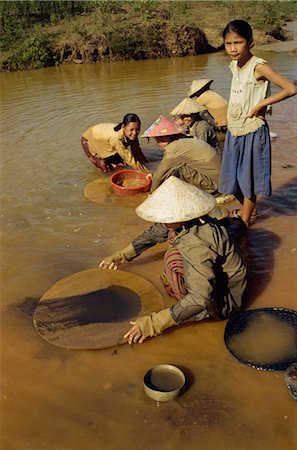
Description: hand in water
xmin=124 ymin=321 xmax=146 ymax=344
xmin=99 ymin=251 xmax=126 ymax=270
xmin=99 ymin=259 xmax=119 ymax=270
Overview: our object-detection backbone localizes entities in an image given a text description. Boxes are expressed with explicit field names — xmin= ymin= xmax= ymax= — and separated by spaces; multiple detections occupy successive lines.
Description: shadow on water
xmin=245 ymin=228 xmax=281 ymax=308
xmin=242 ymin=177 xmax=297 ymax=307
xmin=16 ymin=296 xmax=40 ymax=317
xmin=257 ymin=176 xmax=297 ymax=219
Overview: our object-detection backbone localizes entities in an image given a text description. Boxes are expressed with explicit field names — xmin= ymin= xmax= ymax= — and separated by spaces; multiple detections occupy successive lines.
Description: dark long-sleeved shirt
xmin=189 ymin=120 xmax=221 ymax=156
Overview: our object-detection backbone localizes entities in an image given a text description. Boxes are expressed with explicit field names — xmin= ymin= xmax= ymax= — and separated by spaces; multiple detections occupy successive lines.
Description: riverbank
xmin=1 ymin=0 xmax=296 ymax=71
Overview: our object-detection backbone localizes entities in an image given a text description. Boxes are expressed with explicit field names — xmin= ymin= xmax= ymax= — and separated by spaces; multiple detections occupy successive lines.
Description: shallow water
xmin=1 ymin=45 xmax=297 ymax=450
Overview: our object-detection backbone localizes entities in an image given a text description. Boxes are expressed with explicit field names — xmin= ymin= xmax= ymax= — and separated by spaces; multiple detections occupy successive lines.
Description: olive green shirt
xmin=151 ymin=136 xmax=221 ymax=193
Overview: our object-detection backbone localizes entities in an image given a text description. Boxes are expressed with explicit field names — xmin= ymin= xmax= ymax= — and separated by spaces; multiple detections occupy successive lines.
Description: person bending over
xmin=81 ymin=113 xmax=149 ymax=173
xmin=100 ymin=176 xmax=247 ymax=344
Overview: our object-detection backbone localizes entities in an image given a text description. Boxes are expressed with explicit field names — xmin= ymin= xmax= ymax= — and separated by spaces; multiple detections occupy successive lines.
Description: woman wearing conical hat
xmin=142 ymin=115 xmax=221 ymax=195
xmin=170 ymin=97 xmax=221 ymax=156
xmin=187 ymin=79 xmax=228 ymax=129
xmin=100 ymin=177 xmax=247 ymax=344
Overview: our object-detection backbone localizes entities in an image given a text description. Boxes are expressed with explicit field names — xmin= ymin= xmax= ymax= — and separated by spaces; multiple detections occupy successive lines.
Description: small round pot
xmin=143 ymin=364 xmax=185 ymax=402
xmin=110 ymin=170 xmax=151 ymax=196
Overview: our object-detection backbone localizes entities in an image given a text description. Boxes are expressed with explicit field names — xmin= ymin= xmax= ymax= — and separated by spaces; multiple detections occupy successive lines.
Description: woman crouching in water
xmin=100 ymin=176 xmax=247 ymax=344
xmin=81 ymin=113 xmax=149 ymax=174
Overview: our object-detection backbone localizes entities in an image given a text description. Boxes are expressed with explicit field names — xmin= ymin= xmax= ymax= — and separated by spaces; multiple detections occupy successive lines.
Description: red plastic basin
xmin=110 ymin=170 xmax=151 ymax=196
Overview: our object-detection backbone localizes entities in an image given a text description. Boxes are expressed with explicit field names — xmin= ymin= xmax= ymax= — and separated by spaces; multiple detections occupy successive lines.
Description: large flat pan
xmin=33 ymin=268 xmax=164 ymax=350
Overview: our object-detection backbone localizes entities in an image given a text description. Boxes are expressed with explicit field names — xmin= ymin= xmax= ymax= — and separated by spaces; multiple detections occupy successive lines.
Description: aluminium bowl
xmin=143 ymin=364 xmax=185 ymax=402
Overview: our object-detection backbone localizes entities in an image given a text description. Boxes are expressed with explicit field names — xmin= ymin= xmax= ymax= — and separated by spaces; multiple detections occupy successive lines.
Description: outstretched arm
xmin=99 ymin=223 xmax=169 ymax=269
xmin=111 ymin=137 xmax=150 ymax=173
xmin=99 ymin=244 xmax=137 ymax=270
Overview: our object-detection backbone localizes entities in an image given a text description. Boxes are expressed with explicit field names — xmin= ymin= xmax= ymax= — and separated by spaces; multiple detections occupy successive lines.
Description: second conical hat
xmin=170 ymin=97 xmax=206 ymax=116
xmin=187 ymin=79 xmax=213 ymax=97
xmin=141 ymin=115 xmax=182 ymax=138
xmin=135 ymin=176 xmax=216 ymax=223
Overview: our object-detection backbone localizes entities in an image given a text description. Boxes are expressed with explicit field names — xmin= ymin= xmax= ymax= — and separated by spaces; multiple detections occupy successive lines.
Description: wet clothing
xmin=188 ymin=120 xmax=221 ymax=156
xmin=151 ymin=136 xmax=221 ymax=194
xmin=219 ymin=56 xmax=272 ymax=198
xmin=129 ymin=217 xmax=247 ymax=324
xmin=81 ymin=136 xmax=125 ymax=172
xmin=82 ymin=123 xmax=149 ymax=173
xmin=195 ymin=90 xmax=228 ymax=128
xmin=227 ymin=56 xmax=271 ymax=136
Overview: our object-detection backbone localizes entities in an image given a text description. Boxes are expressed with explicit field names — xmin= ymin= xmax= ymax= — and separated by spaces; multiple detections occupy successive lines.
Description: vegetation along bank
xmin=1 ymin=0 xmax=296 ymax=72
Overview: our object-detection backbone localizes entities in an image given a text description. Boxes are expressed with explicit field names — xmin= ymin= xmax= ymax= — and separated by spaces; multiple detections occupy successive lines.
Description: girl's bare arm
xmin=249 ymin=64 xmax=296 ymax=117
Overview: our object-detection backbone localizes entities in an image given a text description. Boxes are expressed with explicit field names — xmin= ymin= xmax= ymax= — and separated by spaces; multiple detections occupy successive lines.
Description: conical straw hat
xmin=135 ymin=176 xmax=216 ymax=223
xmin=170 ymin=97 xmax=206 ymax=116
xmin=141 ymin=115 xmax=182 ymax=138
xmin=187 ymin=79 xmax=213 ymax=97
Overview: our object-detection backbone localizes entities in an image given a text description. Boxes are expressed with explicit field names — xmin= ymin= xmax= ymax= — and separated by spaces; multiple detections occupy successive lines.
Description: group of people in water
xmin=81 ymin=20 xmax=296 ymax=345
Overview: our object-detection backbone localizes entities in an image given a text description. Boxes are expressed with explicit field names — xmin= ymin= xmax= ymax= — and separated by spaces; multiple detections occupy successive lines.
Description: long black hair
xmin=114 ymin=113 xmax=141 ymax=132
xmin=223 ymin=20 xmax=253 ymax=42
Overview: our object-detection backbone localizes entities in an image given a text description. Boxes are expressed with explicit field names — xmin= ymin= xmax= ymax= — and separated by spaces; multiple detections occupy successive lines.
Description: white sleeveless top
xmin=227 ymin=56 xmax=271 ymax=136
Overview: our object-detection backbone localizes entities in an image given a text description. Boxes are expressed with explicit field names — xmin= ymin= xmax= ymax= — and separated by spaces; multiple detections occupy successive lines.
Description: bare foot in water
xmin=230 ymin=208 xmax=258 ymax=226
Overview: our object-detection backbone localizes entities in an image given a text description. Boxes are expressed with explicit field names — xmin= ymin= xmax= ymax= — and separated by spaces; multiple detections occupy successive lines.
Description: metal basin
xmin=143 ymin=364 xmax=185 ymax=402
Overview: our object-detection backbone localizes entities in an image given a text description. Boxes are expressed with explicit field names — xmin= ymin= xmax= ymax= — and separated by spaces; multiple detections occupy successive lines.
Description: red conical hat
xmin=141 ymin=115 xmax=182 ymax=138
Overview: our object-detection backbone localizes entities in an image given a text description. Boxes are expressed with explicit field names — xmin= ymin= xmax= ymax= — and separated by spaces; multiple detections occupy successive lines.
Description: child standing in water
xmin=219 ymin=20 xmax=296 ymax=225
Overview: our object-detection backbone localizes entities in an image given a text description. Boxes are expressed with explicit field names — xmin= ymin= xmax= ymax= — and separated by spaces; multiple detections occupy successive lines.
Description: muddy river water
xmin=1 ymin=39 xmax=297 ymax=450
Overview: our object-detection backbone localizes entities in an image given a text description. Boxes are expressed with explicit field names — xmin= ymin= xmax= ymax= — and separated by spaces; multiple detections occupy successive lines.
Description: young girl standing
xmin=219 ymin=20 xmax=296 ymax=225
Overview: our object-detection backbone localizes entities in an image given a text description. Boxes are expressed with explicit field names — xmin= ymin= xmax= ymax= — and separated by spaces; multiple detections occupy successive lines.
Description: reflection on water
xmin=1 ymin=49 xmax=297 ymax=449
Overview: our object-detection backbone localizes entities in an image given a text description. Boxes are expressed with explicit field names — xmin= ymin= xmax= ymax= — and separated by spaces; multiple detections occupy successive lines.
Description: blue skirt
xmin=219 ymin=124 xmax=271 ymax=198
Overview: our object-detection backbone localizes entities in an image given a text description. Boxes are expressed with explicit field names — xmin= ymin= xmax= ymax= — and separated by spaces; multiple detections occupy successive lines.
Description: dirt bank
xmin=1 ymin=1 xmax=296 ymax=72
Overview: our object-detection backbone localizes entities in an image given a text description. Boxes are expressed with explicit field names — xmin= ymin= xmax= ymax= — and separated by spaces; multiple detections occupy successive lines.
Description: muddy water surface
xmin=1 ymin=46 xmax=297 ymax=450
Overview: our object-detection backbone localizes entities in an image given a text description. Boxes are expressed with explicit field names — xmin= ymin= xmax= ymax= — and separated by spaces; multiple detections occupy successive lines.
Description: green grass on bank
xmin=1 ymin=0 xmax=296 ymax=71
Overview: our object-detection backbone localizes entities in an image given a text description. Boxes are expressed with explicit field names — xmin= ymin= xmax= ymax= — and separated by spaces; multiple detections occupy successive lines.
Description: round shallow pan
xmin=33 ymin=268 xmax=164 ymax=350
xmin=224 ymin=307 xmax=297 ymax=371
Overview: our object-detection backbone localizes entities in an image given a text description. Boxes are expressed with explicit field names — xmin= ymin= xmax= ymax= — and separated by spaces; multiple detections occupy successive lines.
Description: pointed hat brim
xmin=187 ymin=79 xmax=213 ymax=97
xmin=135 ymin=176 xmax=216 ymax=223
xmin=170 ymin=97 xmax=206 ymax=116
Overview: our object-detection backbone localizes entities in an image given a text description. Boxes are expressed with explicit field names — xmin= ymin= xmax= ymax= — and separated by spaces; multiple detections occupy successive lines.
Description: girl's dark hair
xmin=114 ymin=113 xmax=141 ymax=131
xmin=223 ymin=20 xmax=253 ymax=42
